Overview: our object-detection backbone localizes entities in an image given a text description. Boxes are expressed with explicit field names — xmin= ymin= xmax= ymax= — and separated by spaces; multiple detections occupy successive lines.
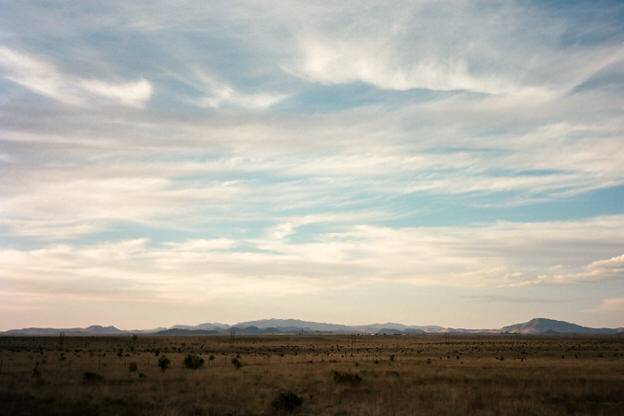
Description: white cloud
xmin=0 ymin=46 xmax=153 ymax=107
xmin=290 ymin=36 xmax=517 ymax=94
xmin=79 ymin=78 xmax=153 ymax=108
xmin=164 ymin=238 xmax=236 ymax=251
xmin=583 ymin=255 xmax=624 ymax=281
xmin=0 ymin=175 xmax=243 ymax=238
xmin=193 ymin=71 xmax=288 ymax=109
xmin=2 ymin=216 xmax=623 ymax=310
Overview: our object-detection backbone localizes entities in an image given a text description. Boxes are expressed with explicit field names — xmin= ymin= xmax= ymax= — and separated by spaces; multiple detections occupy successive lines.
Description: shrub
xmin=183 ymin=354 xmax=205 ymax=369
xmin=158 ymin=355 xmax=171 ymax=372
xmin=31 ymin=363 xmax=41 ymax=379
xmin=83 ymin=371 xmax=104 ymax=383
xmin=231 ymin=357 xmax=242 ymax=369
xmin=333 ymin=371 xmax=362 ymax=386
xmin=272 ymin=391 xmax=303 ymax=412
xmin=128 ymin=362 xmax=138 ymax=372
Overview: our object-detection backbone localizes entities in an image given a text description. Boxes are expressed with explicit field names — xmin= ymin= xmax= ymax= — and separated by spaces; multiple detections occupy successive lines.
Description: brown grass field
xmin=1 ymin=334 xmax=623 ymax=415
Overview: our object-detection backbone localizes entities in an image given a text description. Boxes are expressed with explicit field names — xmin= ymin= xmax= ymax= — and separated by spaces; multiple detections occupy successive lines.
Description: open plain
xmin=1 ymin=335 xmax=623 ymax=415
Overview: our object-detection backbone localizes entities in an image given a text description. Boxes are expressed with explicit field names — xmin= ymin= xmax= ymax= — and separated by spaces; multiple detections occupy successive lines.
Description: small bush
xmin=272 ymin=391 xmax=303 ymax=412
xmin=83 ymin=371 xmax=104 ymax=383
xmin=128 ymin=362 xmax=138 ymax=372
xmin=333 ymin=371 xmax=362 ymax=386
xmin=31 ymin=363 xmax=41 ymax=379
xmin=158 ymin=355 xmax=171 ymax=372
xmin=231 ymin=357 xmax=242 ymax=369
xmin=183 ymin=354 xmax=204 ymax=369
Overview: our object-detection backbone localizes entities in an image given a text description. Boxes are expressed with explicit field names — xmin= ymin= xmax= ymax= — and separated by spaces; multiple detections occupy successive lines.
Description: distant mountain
xmin=351 ymin=323 xmax=431 ymax=333
xmin=172 ymin=322 xmax=230 ymax=331
xmin=84 ymin=325 xmax=126 ymax=334
xmin=501 ymin=318 xmax=621 ymax=335
xmin=375 ymin=327 xmax=405 ymax=335
xmin=1 ymin=318 xmax=621 ymax=336
xmin=236 ymin=319 xmax=353 ymax=333
xmin=235 ymin=319 xmax=443 ymax=334
xmin=1 ymin=325 xmax=125 ymax=336
xmin=155 ymin=328 xmax=220 ymax=336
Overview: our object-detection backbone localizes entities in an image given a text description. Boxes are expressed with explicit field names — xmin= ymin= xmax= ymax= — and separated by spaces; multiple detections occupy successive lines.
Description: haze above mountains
xmin=1 ymin=318 xmax=623 ymax=337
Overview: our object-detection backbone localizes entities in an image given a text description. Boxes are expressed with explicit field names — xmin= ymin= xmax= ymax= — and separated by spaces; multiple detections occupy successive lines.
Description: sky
xmin=0 ymin=0 xmax=623 ymax=330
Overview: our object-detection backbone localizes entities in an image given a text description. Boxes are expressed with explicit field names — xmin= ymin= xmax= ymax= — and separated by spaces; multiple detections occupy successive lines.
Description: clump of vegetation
xmin=82 ymin=371 xmax=104 ymax=383
xmin=31 ymin=362 xmax=42 ymax=380
xmin=272 ymin=390 xmax=303 ymax=412
xmin=333 ymin=371 xmax=362 ymax=386
xmin=231 ymin=357 xmax=242 ymax=369
xmin=183 ymin=354 xmax=204 ymax=369
xmin=128 ymin=362 xmax=138 ymax=372
xmin=158 ymin=355 xmax=171 ymax=372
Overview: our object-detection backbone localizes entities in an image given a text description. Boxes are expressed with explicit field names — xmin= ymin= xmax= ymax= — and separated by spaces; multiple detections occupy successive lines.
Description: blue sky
xmin=0 ymin=0 xmax=623 ymax=329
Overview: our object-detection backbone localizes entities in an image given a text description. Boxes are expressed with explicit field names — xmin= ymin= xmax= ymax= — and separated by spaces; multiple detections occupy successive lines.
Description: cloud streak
xmin=0 ymin=47 xmax=152 ymax=107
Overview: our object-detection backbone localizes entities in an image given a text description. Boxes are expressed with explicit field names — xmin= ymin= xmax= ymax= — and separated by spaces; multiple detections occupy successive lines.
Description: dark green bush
xmin=272 ymin=390 xmax=303 ymax=412
xmin=158 ymin=355 xmax=171 ymax=372
xmin=183 ymin=354 xmax=204 ymax=369
xmin=333 ymin=371 xmax=362 ymax=385
xmin=31 ymin=363 xmax=41 ymax=379
xmin=82 ymin=371 xmax=104 ymax=383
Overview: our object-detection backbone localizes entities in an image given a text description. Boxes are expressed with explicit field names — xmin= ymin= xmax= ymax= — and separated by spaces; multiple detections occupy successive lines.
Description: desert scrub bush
xmin=272 ymin=390 xmax=303 ymax=412
xmin=183 ymin=354 xmax=204 ymax=369
xmin=31 ymin=362 xmax=41 ymax=379
xmin=158 ymin=355 xmax=171 ymax=372
xmin=128 ymin=362 xmax=138 ymax=372
xmin=82 ymin=371 xmax=104 ymax=383
xmin=333 ymin=371 xmax=362 ymax=386
xmin=231 ymin=357 xmax=242 ymax=369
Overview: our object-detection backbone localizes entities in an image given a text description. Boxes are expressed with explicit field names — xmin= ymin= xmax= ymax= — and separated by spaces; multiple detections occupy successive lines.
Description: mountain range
xmin=1 ymin=318 xmax=622 ymax=337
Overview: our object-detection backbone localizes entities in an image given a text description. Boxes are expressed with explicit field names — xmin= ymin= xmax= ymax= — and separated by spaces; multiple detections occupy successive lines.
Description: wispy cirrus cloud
xmin=0 ymin=175 xmax=243 ymax=238
xmin=0 ymin=47 xmax=152 ymax=107
xmin=193 ymin=71 xmax=289 ymax=110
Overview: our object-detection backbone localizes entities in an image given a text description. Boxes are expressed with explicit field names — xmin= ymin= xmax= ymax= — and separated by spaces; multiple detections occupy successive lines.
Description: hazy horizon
xmin=2 ymin=315 xmax=623 ymax=333
xmin=1 ymin=1 xmax=623 ymax=331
